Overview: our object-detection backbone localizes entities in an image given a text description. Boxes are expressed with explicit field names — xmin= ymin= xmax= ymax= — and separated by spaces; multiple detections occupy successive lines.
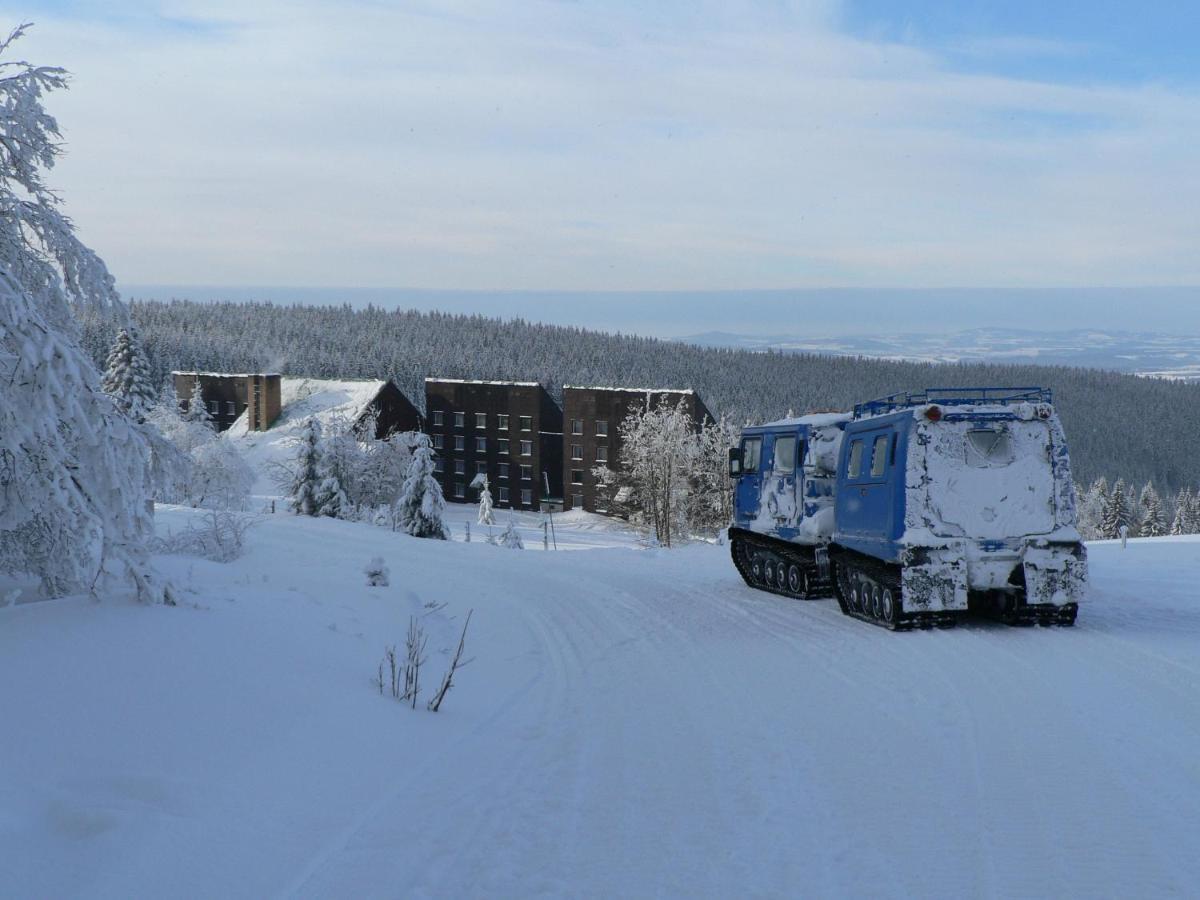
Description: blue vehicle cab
xmin=729 ymin=388 xmax=1086 ymax=630
xmin=728 ymin=411 xmax=851 ymax=599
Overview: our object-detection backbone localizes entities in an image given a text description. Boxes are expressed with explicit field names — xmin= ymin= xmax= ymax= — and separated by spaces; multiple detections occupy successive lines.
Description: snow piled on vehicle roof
xmin=758 ymin=411 xmax=852 ymax=428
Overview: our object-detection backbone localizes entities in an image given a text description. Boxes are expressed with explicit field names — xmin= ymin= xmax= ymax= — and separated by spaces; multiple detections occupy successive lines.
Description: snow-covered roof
xmin=171 ymin=371 xmax=282 ymax=378
xmin=563 ymin=385 xmax=695 ymax=395
xmin=759 ymin=411 xmax=852 ymax=428
xmin=226 ymin=378 xmax=389 ymax=495
xmin=425 ymin=377 xmax=541 ymax=387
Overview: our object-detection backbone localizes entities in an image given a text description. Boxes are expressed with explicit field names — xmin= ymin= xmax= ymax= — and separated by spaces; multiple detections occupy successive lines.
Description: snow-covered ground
xmin=3 ymin=512 xmax=1199 ymax=897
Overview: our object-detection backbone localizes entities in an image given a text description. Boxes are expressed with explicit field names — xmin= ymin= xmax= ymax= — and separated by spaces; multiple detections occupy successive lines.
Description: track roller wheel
xmin=786 ymin=563 xmax=802 ymax=595
xmin=880 ymin=586 xmax=899 ymax=628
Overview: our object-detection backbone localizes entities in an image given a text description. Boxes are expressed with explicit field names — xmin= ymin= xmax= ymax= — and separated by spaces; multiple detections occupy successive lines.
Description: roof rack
xmin=853 ymin=386 xmax=1052 ymax=419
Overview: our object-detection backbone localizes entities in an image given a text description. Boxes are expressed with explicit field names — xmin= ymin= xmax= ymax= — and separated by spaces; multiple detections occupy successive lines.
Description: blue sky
xmin=2 ymin=1 xmax=1198 ymax=310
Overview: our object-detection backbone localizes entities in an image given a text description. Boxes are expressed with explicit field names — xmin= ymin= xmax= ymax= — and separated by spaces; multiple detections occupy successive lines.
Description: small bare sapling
xmin=428 ymin=610 xmax=474 ymax=713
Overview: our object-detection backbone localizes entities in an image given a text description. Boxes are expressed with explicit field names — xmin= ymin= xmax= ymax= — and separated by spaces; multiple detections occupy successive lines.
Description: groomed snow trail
xmin=3 ymin=514 xmax=1199 ymax=898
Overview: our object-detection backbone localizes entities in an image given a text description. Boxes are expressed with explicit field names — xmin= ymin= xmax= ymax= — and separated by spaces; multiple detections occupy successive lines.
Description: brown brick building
xmin=424 ymin=379 xmax=564 ymax=511
xmin=363 ymin=381 xmax=424 ymax=438
xmin=173 ymin=372 xmax=282 ymax=432
xmin=561 ymin=387 xmax=712 ymax=513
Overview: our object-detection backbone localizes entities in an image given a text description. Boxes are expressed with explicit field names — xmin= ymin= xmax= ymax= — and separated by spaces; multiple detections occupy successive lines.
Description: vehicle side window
xmin=847 ymin=440 xmax=864 ymax=478
xmin=772 ymin=436 xmax=796 ymax=473
xmin=870 ymin=434 xmax=890 ymax=477
xmin=742 ymin=437 xmax=763 ymax=473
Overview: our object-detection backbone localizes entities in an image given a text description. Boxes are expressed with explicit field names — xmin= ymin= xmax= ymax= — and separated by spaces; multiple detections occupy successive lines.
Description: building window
xmin=454 ymin=435 xmax=465 ymax=451
xmin=476 ymin=461 xmax=488 ymax=476
xmin=571 ymin=469 xmax=584 ymax=484
xmin=572 ymin=493 xmax=584 ymax=508
xmin=454 ymin=459 xmax=465 ymax=475
xmin=208 ymin=400 xmax=219 ymax=414
xmin=498 ymin=413 xmax=509 ymax=430
xmin=455 ymin=481 xmax=465 ymax=498
xmin=475 ymin=412 xmax=487 ymax=429
xmin=498 ymin=463 xmax=509 ymax=479
xmin=498 ymin=438 xmax=510 ymax=454
xmin=498 ymin=486 xmax=509 ymax=503
xmin=226 ymin=401 xmax=237 ymax=416
xmin=520 ymin=440 xmax=533 ymax=456
xmin=570 ymin=444 xmax=583 ymax=461
xmin=596 ymin=446 xmax=608 ymax=463
xmin=596 ymin=420 xmax=608 ymax=437
xmin=432 ymin=410 xmax=444 ymax=426
xmin=571 ymin=418 xmax=583 ymax=435
xmin=454 ymin=411 xmax=465 ymax=428
xmin=520 ymin=465 xmax=532 ymax=480
xmin=432 ymin=434 xmax=444 ymax=449
xmin=434 ymin=458 xmax=445 ymax=473
xmin=519 ymin=415 xmax=532 ymax=431
xmin=520 ymin=488 xmax=533 ymax=505
xmin=475 ymin=437 xmax=486 ymax=453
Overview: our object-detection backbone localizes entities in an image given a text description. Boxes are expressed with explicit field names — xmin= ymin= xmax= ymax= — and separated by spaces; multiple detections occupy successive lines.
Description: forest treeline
xmin=79 ymin=298 xmax=1200 ymax=492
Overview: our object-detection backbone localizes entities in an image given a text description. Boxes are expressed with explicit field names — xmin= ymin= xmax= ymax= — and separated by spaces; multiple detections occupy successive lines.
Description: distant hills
xmin=675 ymin=328 xmax=1200 ymax=381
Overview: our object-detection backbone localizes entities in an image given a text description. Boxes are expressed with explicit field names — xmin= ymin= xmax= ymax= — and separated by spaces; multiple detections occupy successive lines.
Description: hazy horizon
xmin=121 ymin=284 xmax=1200 ymax=339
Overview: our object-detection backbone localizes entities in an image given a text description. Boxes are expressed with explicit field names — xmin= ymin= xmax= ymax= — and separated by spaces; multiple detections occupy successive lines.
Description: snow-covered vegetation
xmin=0 ymin=26 xmax=167 ymax=603
xmin=1076 ymin=476 xmax=1200 ymax=540
xmin=79 ymin=298 xmax=1200 ymax=492
xmin=594 ymin=398 xmax=738 ymax=545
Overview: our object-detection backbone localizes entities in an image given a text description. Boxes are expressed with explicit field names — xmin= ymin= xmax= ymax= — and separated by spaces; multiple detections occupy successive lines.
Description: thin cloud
xmin=4 ymin=0 xmax=1198 ymax=290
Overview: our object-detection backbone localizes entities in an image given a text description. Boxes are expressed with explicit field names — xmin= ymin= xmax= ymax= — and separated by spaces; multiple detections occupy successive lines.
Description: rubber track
xmin=831 ymin=550 xmax=957 ymax=632
xmin=730 ymin=532 xmax=832 ymax=602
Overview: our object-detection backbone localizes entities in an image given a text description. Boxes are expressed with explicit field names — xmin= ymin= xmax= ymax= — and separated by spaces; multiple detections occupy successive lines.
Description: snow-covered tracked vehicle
xmin=728 ymin=388 xmax=1086 ymax=630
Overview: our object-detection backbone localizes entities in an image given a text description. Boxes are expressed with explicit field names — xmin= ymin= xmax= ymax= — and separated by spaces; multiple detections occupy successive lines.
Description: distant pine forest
xmin=81 ymin=299 xmax=1200 ymax=492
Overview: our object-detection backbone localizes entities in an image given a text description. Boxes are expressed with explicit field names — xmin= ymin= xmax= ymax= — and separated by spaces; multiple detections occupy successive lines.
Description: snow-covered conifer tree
xmin=1139 ymin=483 xmax=1166 ymax=538
xmin=101 ymin=325 xmax=157 ymax=421
xmin=1100 ymin=479 xmax=1129 ymax=540
xmin=314 ymin=463 xmax=349 ymax=519
xmin=1181 ymin=489 xmax=1200 ymax=535
xmin=500 ymin=518 xmax=524 ymax=549
xmin=472 ymin=473 xmax=495 ymax=525
xmin=183 ymin=377 xmax=214 ymax=429
xmin=289 ymin=418 xmax=323 ymax=516
xmin=395 ymin=433 xmax=448 ymax=539
xmin=1170 ymin=487 xmax=1191 ymax=536
xmin=0 ymin=26 xmax=168 ymax=601
xmin=1076 ymin=476 xmax=1109 ymax=540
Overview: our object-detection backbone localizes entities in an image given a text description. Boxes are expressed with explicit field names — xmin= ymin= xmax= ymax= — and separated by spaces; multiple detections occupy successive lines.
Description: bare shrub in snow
xmin=402 ymin=616 xmax=428 ymax=709
xmin=0 ymin=26 xmax=168 ymax=602
xmin=365 ymin=557 xmax=389 ymax=587
xmin=153 ymin=510 xmax=257 ymax=563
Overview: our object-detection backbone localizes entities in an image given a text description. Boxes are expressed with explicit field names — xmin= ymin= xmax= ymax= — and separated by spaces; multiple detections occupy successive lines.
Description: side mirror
xmin=728 ymin=447 xmax=743 ymax=478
